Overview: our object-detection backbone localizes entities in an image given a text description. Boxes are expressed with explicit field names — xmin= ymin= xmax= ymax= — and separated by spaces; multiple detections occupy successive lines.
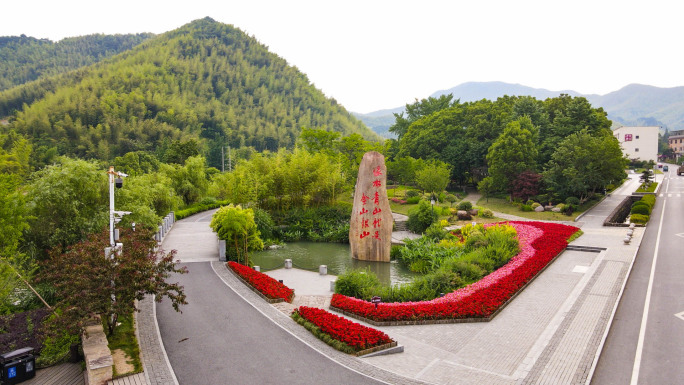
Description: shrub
xmin=531 ymin=202 xmax=541 ymax=209
xmin=425 ymin=223 xmax=449 ymax=241
xmin=390 ymin=245 xmax=403 ymax=260
xmin=252 ymin=208 xmax=276 ymax=240
xmin=521 ymin=204 xmax=533 ymax=212
xmin=479 ymin=208 xmax=494 ymax=218
xmin=406 ymin=196 xmax=420 ymax=204
xmin=440 ymin=206 xmax=451 ymax=216
xmin=444 ymin=194 xmax=457 ymax=205
xmin=630 ymin=214 xmax=649 ymax=224
xmin=640 ymin=194 xmax=656 ymax=208
xmin=555 ymin=203 xmax=566 ymax=211
xmin=405 ymin=190 xmax=420 ymax=198
xmin=438 ymin=192 xmax=446 ymax=203
xmin=630 ymin=203 xmax=650 ymax=215
xmin=407 ymin=200 xmax=438 ymax=233
xmin=457 ymin=201 xmax=473 ymax=211
xmin=526 ymin=199 xmax=535 ymax=206
xmin=566 ymin=197 xmax=580 ymax=206
xmin=563 ymin=204 xmax=576 ymax=215
xmin=334 ymin=269 xmax=380 ymax=299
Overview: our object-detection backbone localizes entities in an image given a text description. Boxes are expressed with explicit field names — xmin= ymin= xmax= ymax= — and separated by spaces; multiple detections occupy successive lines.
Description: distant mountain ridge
xmin=355 ymin=81 xmax=684 ymax=137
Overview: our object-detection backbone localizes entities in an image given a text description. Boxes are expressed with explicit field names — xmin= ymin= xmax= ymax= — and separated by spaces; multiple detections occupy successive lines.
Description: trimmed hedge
xmin=630 ymin=213 xmax=649 ymax=224
xmin=174 ymin=199 xmax=231 ymax=220
xmin=630 ymin=204 xmax=650 ymax=216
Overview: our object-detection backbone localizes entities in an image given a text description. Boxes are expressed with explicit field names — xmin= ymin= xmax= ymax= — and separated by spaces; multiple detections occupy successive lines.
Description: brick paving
xmin=133 ymin=174 xmax=653 ymax=385
xmin=137 ymin=295 xmax=177 ymax=385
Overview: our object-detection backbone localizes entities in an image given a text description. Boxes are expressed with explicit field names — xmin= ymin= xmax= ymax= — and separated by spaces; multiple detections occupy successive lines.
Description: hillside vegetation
xmin=0 ymin=33 xmax=153 ymax=92
xmin=1 ymin=18 xmax=377 ymax=168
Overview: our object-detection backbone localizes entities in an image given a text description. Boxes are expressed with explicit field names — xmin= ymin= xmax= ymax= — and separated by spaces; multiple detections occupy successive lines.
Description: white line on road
xmin=675 ymin=311 xmax=684 ymax=322
xmin=630 ymin=199 xmax=667 ymax=385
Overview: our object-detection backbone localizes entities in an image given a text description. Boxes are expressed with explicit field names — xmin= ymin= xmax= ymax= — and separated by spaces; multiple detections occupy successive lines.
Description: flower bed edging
xmin=329 ymin=221 xmax=579 ymax=324
xmin=292 ymin=306 xmax=397 ymax=356
xmin=227 ymin=261 xmax=294 ymax=303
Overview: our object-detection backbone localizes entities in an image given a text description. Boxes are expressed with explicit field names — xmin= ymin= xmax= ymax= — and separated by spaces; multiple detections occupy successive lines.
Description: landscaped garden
xmin=330 ymin=221 xmax=580 ymax=324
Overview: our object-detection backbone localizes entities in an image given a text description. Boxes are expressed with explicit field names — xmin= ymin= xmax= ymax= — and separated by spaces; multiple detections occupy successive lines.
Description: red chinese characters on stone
xmin=372 ymin=231 xmax=381 ymax=240
xmin=359 ymin=207 xmax=369 ymax=215
xmin=372 ymin=179 xmax=382 ymax=188
xmin=373 ymin=166 xmax=383 ymax=177
xmin=373 ymin=218 xmax=382 ymax=228
xmin=360 ymin=231 xmax=370 ymax=239
xmin=372 ymin=207 xmax=382 ymax=215
xmin=361 ymin=219 xmax=369 ymax=228
xmin=373 ymin=191 xmax=380 ymax=205
xmin=360 ymin=193 xmax=369 ymax=205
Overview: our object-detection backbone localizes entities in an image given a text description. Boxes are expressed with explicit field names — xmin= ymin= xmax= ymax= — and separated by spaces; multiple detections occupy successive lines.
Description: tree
xmin=544 ymin=130 xmax=626 ymax=202
xmin=486 ymin=117 xmax=538 ymax=199
xmin=414 ymin=160 xmax=452 ymax=196
xmin=24 ymin=157 xmax=108 ymax=257
xmin=39 ymin=227 xmax=187 ymax=336
xmin=210 ymin=204 xmax=264 ymax=265
xmin=389 ymin=94 xmax=456 ymax=138
xmin=511 ymin=170 xmax=542 ymax=202
xmin=477 ymin=176 xmax=496 ymax=202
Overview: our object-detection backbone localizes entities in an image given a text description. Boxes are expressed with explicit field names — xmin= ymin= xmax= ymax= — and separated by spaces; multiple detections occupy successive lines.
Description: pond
xmin=250 ymin=242 xmax=418 ymax=285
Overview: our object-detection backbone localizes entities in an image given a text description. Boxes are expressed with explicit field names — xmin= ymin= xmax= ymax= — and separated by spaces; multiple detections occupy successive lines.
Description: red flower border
xmin=293 ymin=306 xmax=393 ymax=351
xmin=228 ymin=261 xmax=294 ymax=303
xmin=330 ymin=221 xmax=579 ymax=322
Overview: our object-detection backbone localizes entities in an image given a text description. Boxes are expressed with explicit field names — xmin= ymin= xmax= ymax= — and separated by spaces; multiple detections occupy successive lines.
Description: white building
xmin=613 ymin=126 xmax=659 ymax=163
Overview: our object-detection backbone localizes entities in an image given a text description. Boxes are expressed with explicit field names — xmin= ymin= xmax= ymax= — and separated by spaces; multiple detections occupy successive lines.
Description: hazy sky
xmin=3 ymin=0 xmax=682 ymax=113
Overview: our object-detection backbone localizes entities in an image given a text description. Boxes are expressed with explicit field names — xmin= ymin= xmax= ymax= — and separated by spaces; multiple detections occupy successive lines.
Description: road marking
xmin=631 ymin=199 xmax=667 ymax=385
xmin=573 ymin=265 xmax=590 ymax=273
xmin=675 ymin=311 xmax=684 ymax=322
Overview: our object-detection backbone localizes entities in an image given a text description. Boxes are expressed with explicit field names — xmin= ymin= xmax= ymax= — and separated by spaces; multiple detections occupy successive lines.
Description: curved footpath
xmin=137 ymin=174 xmax=654 ymax=384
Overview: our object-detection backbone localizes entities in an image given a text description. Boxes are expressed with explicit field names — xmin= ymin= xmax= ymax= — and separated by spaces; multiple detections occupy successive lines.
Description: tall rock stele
xmin=349 ymin=151 xmax=392 ymax=262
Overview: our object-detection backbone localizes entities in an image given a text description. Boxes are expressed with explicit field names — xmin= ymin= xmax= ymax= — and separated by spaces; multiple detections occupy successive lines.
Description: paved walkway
xmin=135 ymin=174 xmax=654 ymax=384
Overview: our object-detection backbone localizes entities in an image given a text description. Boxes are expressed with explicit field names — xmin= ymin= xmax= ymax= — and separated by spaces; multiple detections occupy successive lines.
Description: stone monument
xmin=349 ymin=151 xmax=392 ymax=262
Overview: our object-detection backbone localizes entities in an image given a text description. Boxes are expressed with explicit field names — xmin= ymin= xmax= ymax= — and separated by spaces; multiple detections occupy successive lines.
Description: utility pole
xmin=228 ymin=145 xmax=232 ymax=172
xmin=221 ymin=146 xmax=225 ymax=172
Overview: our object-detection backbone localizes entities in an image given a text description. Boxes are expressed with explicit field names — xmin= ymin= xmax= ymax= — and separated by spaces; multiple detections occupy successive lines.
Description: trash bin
xmin=0 ymin=347 xmax=35 ymax=384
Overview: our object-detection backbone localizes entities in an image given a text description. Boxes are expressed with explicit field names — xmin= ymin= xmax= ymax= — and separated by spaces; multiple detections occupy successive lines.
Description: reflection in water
xmin=250 ymin=242 xmax=417 ymax=285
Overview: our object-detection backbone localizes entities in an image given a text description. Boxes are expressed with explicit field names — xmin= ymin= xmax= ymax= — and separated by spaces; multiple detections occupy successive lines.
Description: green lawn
xmin=476 ymin=197 xmax=593 ymax=221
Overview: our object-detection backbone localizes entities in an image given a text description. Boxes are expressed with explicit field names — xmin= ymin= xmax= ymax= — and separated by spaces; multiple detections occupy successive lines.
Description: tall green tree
xmin=415 ymin=160 xmax=452 ymax=196
xmin=389 ymin=94 xmax=456 ymax=138
xmin=24 ymin=157 xmax=108 ymax=257
xmin=544 ymin=130 xmax=626 ymax=202
xmin=486 ymin=117 xmax=538 ymax=199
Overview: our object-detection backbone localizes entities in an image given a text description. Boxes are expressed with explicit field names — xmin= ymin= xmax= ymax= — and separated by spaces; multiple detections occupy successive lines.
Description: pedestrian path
xmin=134 ymin=174 xmax=653 ymax=384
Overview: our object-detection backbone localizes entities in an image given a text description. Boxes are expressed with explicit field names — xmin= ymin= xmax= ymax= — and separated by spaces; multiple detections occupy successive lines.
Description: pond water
xmin=250 ymin=242 xmax=418 ymax=285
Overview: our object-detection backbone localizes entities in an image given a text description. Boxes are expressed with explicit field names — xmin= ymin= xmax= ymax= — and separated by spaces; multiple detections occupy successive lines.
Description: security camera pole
xmin=107 ymin=166 xmax=128 ymax=247
xmin=106 ymin=166 xmax=129 ymax=326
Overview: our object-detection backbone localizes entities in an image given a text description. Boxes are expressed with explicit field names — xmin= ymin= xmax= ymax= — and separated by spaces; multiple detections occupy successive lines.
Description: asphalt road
xmin=155 ymin=261 xmax=386 ymax=385
xmin=593 ymin=166 xmax=684 ymax=384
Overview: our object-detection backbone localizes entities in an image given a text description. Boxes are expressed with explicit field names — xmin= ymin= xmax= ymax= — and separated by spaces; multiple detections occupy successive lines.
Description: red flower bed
xmin=391 ymin=197 xmax=408 ymax=204
xmin=331 ymin=221 xmax=579 ymax=322
xmin=228 ymin=261 xmax=294 ymax=303
xmin=293 ymin=306 xmax=393 ymax=351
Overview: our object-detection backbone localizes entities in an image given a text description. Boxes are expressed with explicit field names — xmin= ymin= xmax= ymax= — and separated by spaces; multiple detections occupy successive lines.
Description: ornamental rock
xmin=349 ymin=151 xmax=392 ymax=262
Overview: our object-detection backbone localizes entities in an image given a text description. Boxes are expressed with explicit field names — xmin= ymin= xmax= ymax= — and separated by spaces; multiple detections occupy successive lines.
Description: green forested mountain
xmin=0 ymin=33 xmax=154 ymax=92
xmin=1 ymin=17 xmax=378 ymax=168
